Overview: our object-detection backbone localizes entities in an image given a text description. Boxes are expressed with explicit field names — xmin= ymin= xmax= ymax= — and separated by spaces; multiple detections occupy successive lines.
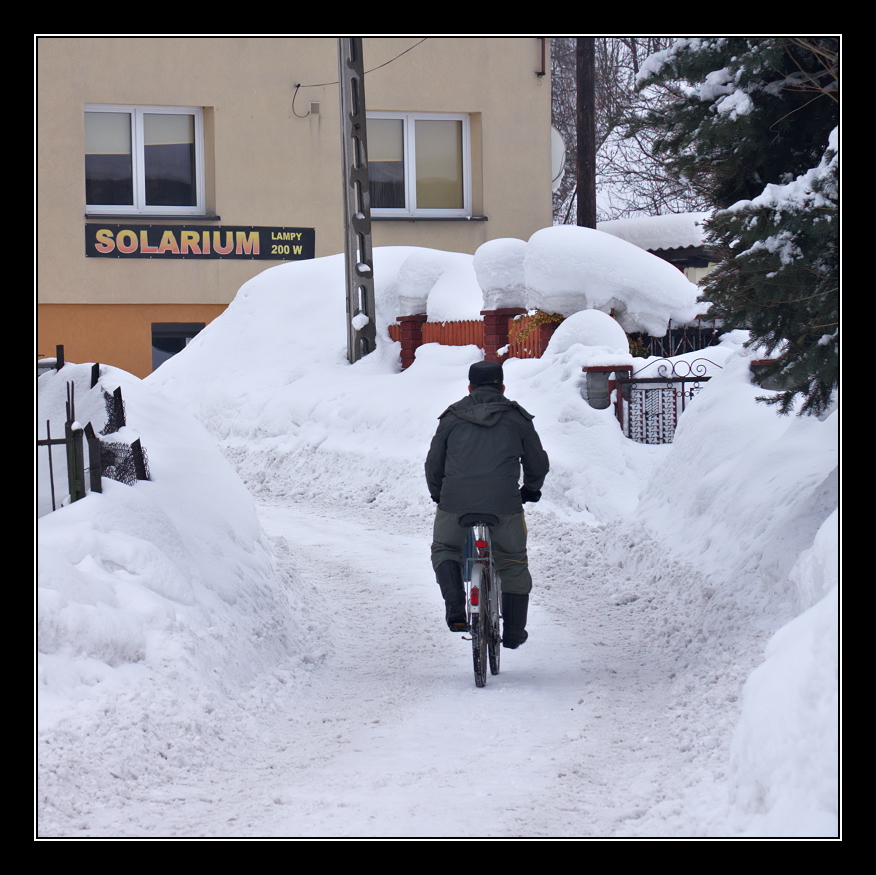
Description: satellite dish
xmin=551 ymin=127 xmax=566 ymax=193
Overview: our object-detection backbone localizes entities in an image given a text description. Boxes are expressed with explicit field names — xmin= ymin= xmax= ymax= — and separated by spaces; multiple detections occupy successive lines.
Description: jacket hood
xmin=442 ymin=387 xmax=534 ymax=427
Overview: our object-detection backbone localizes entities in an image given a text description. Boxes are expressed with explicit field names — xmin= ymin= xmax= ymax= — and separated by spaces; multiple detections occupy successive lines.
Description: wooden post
xmin=85 ymin=422 xmax=102 ymax=494
xmin=65 ymin=420 xmax=86 ymax=502
xmin=131 ymin=439 xmax=149 ymax=481
xmin=110 ymin=386 xmax=126 ymax=430
xmin=576 ymin=37 xmax=597 ymax=229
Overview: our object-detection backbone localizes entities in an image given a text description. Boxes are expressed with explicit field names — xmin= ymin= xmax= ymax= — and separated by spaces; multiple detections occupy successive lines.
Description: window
xmin=368 ymin=112 xmax=470 ymax=217
xmin=151 ymin=322 xmax=205 ymax=371
xmin=85 ymin=105 xmax=205 ymax=215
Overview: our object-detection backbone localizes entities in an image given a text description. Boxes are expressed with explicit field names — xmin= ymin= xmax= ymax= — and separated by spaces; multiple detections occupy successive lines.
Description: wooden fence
xmin=389 ymin=313 xmax=559 ymax=367
xmin=388 ymin=314 xmax=720 ymax=368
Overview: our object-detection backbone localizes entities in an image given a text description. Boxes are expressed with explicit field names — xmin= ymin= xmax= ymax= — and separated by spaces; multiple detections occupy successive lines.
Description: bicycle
xmin=460 ymin=513 xmax=502 ymax=687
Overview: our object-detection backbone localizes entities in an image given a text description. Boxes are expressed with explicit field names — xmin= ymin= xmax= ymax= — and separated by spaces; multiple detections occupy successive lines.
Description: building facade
xmin=37 ymin=37 xmax=553 ymax=376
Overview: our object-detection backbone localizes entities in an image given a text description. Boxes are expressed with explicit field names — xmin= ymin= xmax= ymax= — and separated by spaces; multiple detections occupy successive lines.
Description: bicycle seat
xmin=459 ymin=512 xmax=499 ymax=528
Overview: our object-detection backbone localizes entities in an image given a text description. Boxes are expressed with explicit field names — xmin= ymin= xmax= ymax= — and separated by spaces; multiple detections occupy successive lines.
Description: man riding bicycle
xmin=425 ymin=360 xmax=550 ymax=648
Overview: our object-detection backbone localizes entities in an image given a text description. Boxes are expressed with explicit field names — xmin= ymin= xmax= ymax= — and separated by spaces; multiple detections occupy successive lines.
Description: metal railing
xmin=629 ymin=318 xmax=722 ymax=358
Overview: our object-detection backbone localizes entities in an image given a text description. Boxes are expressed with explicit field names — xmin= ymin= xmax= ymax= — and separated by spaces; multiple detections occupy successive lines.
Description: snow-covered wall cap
xmin=396 ymin=249 xmax=483 ymax=322
xmin=473 ymin=237 xmax=527 ymax=310
xmin=396 ymin=250 xmax=450 ymax=315
xmin=597 ymin=212 xmax=711 ymax=253
xmin=524 ymin=225 xmax=701 ymax=336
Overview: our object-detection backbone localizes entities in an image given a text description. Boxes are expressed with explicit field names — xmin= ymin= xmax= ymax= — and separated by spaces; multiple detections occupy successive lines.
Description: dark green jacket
xmin=425 ymin=386 xmax=549 ymax=514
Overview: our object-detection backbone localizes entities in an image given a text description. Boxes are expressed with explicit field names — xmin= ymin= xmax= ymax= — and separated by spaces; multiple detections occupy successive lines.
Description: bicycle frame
xmin=464 ymin=522 xmax=492 ymax=590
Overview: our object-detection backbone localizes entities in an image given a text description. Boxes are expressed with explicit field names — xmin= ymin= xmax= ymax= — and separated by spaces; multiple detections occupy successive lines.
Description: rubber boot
xmin=502 ymin=592 xmax=529 ymax=648
xmin=436 ymin=560 xmax=469 ymax=632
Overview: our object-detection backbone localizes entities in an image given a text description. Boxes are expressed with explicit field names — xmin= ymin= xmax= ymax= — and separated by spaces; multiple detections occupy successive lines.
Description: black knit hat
xmin=468 ymin=360 xmax=504 ymax=386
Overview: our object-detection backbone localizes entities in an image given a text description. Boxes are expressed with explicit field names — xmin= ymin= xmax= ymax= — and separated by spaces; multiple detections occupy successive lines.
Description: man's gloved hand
xmin=520 ymin=485 xmax=541 ymax=504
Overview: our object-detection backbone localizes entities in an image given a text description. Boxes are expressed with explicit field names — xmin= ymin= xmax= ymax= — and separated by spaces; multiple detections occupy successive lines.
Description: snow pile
xmin=523 ymin=225 xmax=700 ymax=334
xmin=635 ymin=354 xmax=837 ymax=594
xmin=626 ymin=354 xmax=838 ymax=835
xmin=545 ymin=308 xmax=633 ymax=366
xmin=37 ymin=363 xmax=303 ymax=732
xmin=729 ymin=510 xmax=838 ymax=837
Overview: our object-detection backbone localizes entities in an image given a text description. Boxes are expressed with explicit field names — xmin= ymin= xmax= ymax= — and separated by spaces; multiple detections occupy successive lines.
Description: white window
xmin=85 ymin=105 xmax=205 ymax=215
xmin=368 ymin=112 xmax=471 ymax=217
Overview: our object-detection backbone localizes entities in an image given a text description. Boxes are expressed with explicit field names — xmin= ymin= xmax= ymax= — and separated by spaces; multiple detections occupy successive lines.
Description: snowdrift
xmin=37 ymin=363 xmax=302 ymax=731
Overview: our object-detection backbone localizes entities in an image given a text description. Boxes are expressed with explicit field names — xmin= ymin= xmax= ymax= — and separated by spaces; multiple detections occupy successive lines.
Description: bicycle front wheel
xmin=470 ymin=563 xmax=488 ymax=688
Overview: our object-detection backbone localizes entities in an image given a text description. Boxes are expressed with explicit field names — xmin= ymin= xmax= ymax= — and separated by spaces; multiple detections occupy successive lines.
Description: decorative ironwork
xmin=617 ymin=357 xmax=723 ymax=445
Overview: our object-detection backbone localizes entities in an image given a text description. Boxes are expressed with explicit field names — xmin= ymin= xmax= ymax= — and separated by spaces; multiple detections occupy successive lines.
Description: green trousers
xmin=431 ymin=507 xmax=532 ymax=595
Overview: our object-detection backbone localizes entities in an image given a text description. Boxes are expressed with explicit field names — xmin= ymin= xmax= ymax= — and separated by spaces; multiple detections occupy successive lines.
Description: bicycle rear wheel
xmin=470 ymin=563 xmax=488 ymax=687
xmin=487 ymin=567 xmax=501 ymax=676
xmin=488 ymin=615 xmax=501 ymax=675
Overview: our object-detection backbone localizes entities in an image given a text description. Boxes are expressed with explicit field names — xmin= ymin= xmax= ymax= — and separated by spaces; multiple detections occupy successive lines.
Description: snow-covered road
xmin=44 ymin=494 xmax=755 ymax=838
xmin=263 ymin=490 xmax=777 ymax=838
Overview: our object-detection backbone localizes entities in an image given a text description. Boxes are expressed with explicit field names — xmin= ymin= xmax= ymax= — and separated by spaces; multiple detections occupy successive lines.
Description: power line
xmin=292 ymin=38 xmax=428 ymax=116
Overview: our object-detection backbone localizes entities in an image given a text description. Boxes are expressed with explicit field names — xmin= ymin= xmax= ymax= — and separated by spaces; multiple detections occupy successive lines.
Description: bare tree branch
xmin=552 ymin=37 xmax=708 ymax=223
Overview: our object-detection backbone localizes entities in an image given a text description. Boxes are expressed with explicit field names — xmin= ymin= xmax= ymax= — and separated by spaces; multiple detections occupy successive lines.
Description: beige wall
xmin=36 ymin=36 xmax=552 ymax=373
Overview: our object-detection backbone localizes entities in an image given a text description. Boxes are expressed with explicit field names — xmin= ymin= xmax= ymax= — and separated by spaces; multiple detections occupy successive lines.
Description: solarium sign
xmin=85 ymin=224 xmax=315 ymax=260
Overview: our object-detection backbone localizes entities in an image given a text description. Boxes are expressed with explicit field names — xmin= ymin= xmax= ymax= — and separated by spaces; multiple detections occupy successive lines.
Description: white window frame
xmin=367 ymin=112 xmax=471 ymax=218
xmin=85 ymin=104 xmax=206 ymax=216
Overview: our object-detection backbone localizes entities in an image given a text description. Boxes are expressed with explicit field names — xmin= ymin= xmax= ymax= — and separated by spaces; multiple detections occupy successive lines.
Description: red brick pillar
xmin=481 ymin=307 xmax=526 ymax=363
xmin=537 ymin=319 xmax=561 ymax=356
xmin=396 ymin=314 xmax=428 ymax=370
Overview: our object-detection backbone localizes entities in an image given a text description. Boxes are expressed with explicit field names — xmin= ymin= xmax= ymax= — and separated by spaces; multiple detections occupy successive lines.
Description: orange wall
xmin=37 ymin=303 xmax=227 ymax=379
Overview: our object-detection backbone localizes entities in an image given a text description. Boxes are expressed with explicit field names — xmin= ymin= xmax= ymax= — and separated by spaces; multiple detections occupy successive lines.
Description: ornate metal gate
xmin=615 ymin=358 xmax=722 ymax=444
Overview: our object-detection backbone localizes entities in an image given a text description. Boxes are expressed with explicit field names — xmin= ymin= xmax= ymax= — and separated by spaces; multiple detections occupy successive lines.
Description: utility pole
xmin=576 ymin=37 xmax=597 ymax=228
xmin=338 ymin=37 xmax=377 ymax=363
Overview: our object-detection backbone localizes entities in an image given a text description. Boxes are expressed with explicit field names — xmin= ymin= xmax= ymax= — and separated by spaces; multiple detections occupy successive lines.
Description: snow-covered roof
xmin=597 ymin=212 xmax=711 ymax=253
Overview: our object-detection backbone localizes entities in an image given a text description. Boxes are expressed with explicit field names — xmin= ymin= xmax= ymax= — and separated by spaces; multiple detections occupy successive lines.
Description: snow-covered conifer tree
xmin=634 ymin=38 xmax=838 ymax=415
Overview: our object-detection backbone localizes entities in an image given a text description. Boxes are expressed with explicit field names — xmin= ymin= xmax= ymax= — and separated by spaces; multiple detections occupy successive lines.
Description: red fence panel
xmin=388 ymin=316 xmax=551 ymax=360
